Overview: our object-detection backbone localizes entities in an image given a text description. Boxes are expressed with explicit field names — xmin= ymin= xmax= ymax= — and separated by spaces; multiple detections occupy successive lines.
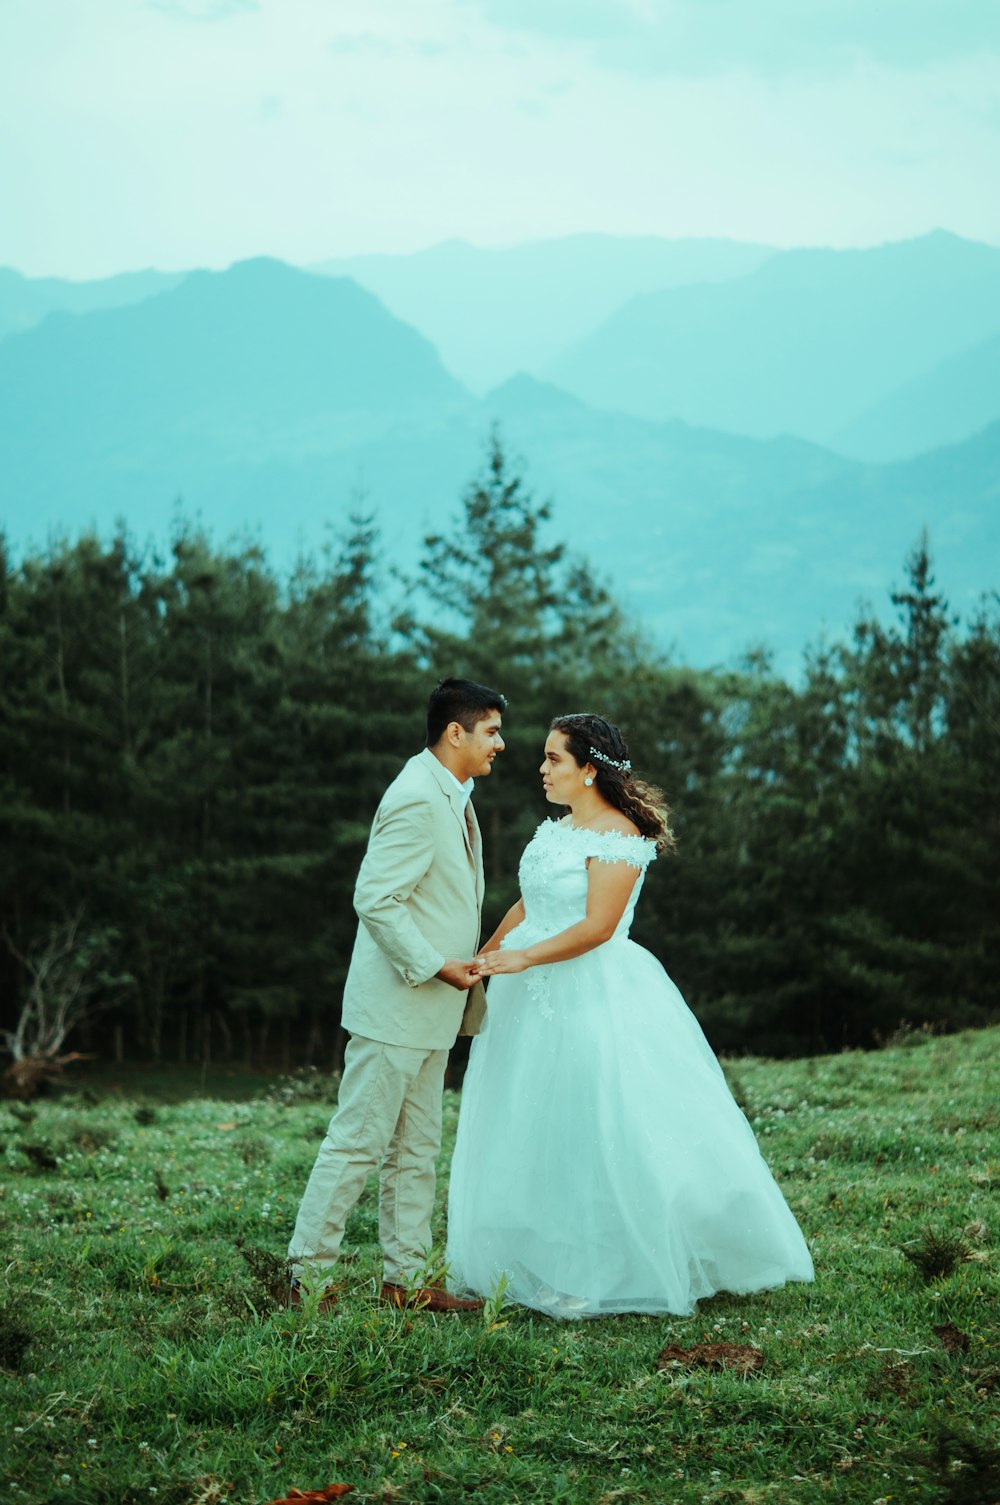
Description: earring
xmin=584 ymin=776 xmax=594 ymax=787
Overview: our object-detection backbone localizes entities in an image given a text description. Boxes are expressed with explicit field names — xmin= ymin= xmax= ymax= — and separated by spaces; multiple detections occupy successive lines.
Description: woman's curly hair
xmin=549 ymin=713 xmax=676 ymax=854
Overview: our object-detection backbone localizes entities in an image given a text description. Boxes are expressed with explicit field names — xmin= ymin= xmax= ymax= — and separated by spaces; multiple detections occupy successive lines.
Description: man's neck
xmin=429 ymin=744 xmax=473 ymax=788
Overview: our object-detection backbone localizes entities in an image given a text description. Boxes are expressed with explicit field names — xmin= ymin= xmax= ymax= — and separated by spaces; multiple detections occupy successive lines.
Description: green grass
xmin=1 ymin=1028 xmax=997 ymax=1505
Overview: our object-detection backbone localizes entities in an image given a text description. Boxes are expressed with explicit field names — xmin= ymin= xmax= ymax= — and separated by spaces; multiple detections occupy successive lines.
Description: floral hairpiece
xmin=590 ymin=745 xmax=631 ymax=773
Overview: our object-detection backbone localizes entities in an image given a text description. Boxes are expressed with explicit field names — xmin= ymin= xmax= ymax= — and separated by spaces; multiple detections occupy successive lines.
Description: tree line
xmin=2 ymin=437 xmax=998 ymax=1079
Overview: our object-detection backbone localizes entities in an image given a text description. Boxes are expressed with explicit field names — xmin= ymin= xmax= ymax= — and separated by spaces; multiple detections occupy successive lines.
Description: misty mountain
xmin=544 ymin=231 xmax=1000 ymax=451
xmin=477 ymin=375 xmax=999 ymax=668
xmin=314 ymin=234 xmax=774 ymax=393
xmin=0 ymin=266 xmax=185 ymax=344
xmin=0 ymin=257 xmax=471 ymax=482
xmin=1 ymin=263 xmax=996 ymax=676
xmin=832 ymin=331 xmax=1000 ymax=461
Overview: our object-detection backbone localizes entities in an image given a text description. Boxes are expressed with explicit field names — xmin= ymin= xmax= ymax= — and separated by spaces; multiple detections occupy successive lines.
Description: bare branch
xmin=2 ymin=908 xmax=121 ymax=1069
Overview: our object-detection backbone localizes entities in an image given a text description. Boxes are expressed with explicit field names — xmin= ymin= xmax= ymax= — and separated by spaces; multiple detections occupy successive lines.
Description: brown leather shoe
xmin=380 ymin=1281 xmax=483 ymax=1313
xmin=288 ymin=1282 xmax=338 ymax=1315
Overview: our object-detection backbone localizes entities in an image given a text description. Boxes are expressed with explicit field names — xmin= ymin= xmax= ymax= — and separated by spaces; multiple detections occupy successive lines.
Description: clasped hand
xmin=437 ymin=958 xmax=481 ymax=990
xmin=472 ymin=949 xmax=530 ymax=977
xmin=438 ymin=950 xmax=532 ymax=989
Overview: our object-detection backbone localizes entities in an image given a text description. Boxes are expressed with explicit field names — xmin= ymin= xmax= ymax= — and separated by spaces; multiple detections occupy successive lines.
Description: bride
xmin=446 ymin=712 xmax=814 ymax=1319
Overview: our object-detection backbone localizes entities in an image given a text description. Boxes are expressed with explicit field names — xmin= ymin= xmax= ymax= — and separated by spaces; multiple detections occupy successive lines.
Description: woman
xmin=446 ymin=713 xmax=814 ymax=1318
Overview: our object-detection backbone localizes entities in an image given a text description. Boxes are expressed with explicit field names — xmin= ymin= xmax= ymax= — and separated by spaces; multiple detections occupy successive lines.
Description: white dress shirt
xmin=440 ymin=765 xmax=475 ymax=804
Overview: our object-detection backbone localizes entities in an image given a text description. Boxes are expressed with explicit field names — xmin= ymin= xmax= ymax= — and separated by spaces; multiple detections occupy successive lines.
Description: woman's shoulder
xmin=558 ymin=818 xmax=657 ymax=868
xmin=592 ymin=813 xmax=642 ymax=839
xmin=547 ymin=812 xmax=641 ymax=837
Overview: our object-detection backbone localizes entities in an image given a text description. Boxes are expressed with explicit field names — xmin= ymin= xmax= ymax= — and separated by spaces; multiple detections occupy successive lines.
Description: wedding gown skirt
xmin=446 ymin=820 xmax=814 ymax=1319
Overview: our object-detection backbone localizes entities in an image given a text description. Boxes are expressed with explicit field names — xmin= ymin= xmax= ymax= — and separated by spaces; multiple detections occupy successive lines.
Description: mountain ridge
xmin=315 ymin=233 xmax=776 ymax=391
xmin=0 ymin=265 xmax=185 ymax=343
xmin=544 ymin=231 xmax=1000 ymax=448
xmin=833 ymin=331 xmax=1000 ymax=461
xmin=1 ymin=255 xmax=996 ymax=676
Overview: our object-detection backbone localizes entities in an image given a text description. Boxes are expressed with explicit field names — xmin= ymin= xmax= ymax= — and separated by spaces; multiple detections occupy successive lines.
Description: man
xmin=288 ymin=677 xmax=506 ymax=1312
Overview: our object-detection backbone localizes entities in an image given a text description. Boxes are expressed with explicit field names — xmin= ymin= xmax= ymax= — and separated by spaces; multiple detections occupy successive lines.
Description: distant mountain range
xmin=1 ymin=253 xmax=997 ymax=676
xmin=0 ymin=258 xmax=468 ymax=536
xmin=833 ymin=330 xmax=1000 ymax=461
xmin=0 ymin=266 xmax=183 ymax=343
xmin=4 ymin=231 xmax=1000 ymax=459
xmin=313 ymin=235 xmax=774 ymax=394
xmin=544 ymin=231 xmax=1000 ymax=450
xmin=470 ymin=374 xmax=999 ymax=668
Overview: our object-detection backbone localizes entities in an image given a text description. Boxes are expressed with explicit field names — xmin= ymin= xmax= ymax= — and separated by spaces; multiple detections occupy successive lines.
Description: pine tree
xmin=413 ymin=432 xmax=636 ymax=904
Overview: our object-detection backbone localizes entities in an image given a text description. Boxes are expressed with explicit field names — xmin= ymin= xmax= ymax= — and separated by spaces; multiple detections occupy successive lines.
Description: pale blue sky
xmin=1 ymin=0 xmax=998 ymax=277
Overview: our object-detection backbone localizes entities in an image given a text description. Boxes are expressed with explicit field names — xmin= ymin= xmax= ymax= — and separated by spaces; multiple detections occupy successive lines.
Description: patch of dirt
xmin=656 ymin=1341 xmax=764 ymax=1377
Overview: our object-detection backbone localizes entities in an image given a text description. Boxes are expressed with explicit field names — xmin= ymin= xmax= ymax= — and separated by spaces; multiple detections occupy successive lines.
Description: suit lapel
xmin=419 ymin=749 xmax=482 ymax=894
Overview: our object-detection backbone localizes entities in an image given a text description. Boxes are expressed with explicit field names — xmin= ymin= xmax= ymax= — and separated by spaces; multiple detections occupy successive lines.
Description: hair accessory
xmin=590 ymin=746 xmax=631 ymax=773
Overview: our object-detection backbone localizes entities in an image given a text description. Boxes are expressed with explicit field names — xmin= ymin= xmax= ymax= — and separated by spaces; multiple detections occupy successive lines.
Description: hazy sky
xmin=2 ymin=0 xmax=999 ymax=277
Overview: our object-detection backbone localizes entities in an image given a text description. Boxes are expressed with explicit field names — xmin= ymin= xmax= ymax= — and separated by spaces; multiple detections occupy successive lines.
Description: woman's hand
xmin=474 ymin=948 xmax=532 ymax=977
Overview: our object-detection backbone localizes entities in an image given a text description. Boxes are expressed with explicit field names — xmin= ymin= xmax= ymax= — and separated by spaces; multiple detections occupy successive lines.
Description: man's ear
xmin=446 ymin=720 xmax=465 ymax=748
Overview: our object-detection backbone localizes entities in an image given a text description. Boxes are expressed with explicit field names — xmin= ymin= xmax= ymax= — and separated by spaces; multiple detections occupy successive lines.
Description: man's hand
xmin=436 ymin=959 xmax=479 ymax=991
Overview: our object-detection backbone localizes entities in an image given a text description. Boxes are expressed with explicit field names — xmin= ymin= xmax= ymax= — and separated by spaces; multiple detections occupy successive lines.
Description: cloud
xmin=464 ymin=0 xmax=1000 ymax=77
xmin=469 ymin=0 xmax=635 ymax=42
xmin=258 ymin=93 xmax=283 ymax=121
xmin=147 ymin=0 xmax=258 ymax=21
xmin=328 ymin=32 xmax=449 ymax=59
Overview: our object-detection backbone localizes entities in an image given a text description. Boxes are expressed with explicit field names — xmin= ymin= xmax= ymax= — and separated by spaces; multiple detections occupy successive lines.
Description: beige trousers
xmin=287 ymin=1034 xmax=449 ymax=1284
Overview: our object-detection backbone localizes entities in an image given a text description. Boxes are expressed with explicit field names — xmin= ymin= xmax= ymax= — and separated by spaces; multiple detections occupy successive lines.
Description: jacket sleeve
xmin=353 ymin=794 xmax=447 ymax=987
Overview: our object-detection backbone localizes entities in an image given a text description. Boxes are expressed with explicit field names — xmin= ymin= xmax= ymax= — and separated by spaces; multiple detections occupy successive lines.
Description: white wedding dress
xmin=446 ymin=819 xmax=814 ymax=1318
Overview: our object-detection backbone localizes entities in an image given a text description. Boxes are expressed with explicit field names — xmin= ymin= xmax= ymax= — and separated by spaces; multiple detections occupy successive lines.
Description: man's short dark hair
xmin=426 ymin=678 xmax=507 ymax=746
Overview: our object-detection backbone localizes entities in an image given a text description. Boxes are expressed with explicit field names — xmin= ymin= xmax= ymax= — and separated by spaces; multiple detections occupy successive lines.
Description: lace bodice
xmin=505 ymin=818 xmax=656 ymax=956
xmin=498 ymin=820 xmax=656 ymax=1016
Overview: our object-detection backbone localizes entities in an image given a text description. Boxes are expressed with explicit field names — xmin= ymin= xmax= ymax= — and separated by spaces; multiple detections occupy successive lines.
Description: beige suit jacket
xmin=340 ymin=748 xmax=487 ymax=1049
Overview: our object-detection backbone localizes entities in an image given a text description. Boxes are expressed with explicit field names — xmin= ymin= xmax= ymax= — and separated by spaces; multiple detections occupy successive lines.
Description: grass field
xmin=2 ymin=1028 xmax=997 ymax=1505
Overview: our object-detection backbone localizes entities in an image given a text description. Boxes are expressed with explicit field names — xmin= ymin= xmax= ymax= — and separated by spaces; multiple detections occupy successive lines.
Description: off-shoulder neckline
xmin=539 ymin=818 xmax=654 ymax=848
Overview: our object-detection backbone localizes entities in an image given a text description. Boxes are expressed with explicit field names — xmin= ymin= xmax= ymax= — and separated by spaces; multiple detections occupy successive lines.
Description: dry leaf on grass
xmin=656 ymin=1342 xmax=764 ymax=1376
xmin=262 ymin=1486 xmax=354 ymax=1504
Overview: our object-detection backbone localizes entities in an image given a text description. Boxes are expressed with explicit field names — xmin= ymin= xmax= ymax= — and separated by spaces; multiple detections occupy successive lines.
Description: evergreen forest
xmin=2 ymin=439 xmax=998 ymax=1079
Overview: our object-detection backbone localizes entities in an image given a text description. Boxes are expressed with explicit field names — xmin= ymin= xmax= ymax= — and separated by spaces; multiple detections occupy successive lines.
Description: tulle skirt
xmin=446 ymin=937 xmax=814 ymax=1318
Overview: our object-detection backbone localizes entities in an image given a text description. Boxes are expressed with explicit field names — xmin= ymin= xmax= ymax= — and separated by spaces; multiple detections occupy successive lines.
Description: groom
xmin=288 ymin=677 xmax=506 ymax=1311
